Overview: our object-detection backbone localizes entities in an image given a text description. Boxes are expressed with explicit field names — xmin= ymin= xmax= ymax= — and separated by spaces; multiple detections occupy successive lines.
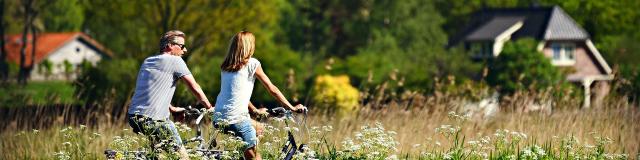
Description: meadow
xmin=1 ymin=92 xmax=638 ymax=159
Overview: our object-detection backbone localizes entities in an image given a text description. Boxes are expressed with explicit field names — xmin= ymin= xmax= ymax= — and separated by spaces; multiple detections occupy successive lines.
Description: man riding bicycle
xmin=127 ymin=30 xmax=213 ymax=159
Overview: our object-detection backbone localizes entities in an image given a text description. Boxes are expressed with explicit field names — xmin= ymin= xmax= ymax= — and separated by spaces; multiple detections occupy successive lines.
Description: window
xmin=565 ymin=45 xmax=575 ymax=60
xmin=471 ymin=42 xmax=493 ymax=58
xmin=550 ymin=43 xmax=576 ymax=65
xmin=552 ymin=44 xmax=561 ymax=59
xmin=482 ymin=42 xmax=493 ymax=56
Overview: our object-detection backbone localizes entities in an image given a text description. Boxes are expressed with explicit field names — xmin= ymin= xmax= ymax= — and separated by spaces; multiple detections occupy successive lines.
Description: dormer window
xmin=551 ymin=43 xmax=575 ymax=65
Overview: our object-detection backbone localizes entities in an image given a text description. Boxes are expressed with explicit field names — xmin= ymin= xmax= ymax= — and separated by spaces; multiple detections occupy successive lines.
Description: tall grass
xmin=1 ymin=101 xmax=638 ymax=159
xmin=1 ymin=76 xmax=639 ymax=159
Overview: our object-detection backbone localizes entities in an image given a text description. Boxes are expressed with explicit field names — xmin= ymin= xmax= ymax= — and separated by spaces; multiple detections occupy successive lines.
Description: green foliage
xmin=41 ymin=0 xmax=84 ymax=32
xmin=0 ymin=0 xmax=635 ymax=106
xmin=168 ymin=0 xmax=310 ymax=106
xmin=37 ymin=59 xmax=53 ymax=79
xmin=346 ymin=0 xmax=479 ymax=92
xmin=0 ymin=81 xmax=77 ymax=107
xmin=74 ymin=58 xmax=139 ymax=106
xmin=70 ymin=0 xmax=308 ymax=106
xmin=62 ymin=60 xmax=73 ymax=80
xmin=280 ymin=0 xmax=371 ymax=58
xmin=311 ymin=75 xmax=360 ymax=116
xmin=249 ymin=43 xmax=310 ymax=105
xmin=486 ymin=38 xmax=565 ymax=94
xmin=615 ymin=66 xmax=640 ymax=104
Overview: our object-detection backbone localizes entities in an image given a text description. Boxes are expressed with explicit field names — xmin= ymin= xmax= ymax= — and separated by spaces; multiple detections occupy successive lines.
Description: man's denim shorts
xmin=215 ymin=120 xmax=257 ymax=150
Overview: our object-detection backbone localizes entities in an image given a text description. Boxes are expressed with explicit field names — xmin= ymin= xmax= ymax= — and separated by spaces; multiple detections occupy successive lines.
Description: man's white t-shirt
xmin=214 ymin=58 xmax=261 ymax=124
xmin=128 ymin=54 xmax=192 ymax=120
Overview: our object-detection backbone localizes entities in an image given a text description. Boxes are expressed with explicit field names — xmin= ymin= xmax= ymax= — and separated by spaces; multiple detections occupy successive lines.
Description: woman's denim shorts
xmin=215 ymin=120 xmax=257 ymax=150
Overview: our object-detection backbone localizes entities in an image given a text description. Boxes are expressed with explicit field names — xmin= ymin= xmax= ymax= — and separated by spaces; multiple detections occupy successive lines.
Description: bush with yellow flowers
xmin=312 ymin=75 xmax=360 ymax=117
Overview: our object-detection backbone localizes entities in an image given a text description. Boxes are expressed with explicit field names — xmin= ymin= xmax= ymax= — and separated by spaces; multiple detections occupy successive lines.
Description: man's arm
xmin=248 ymin=102 xmax=258 ymax=113
xmin=248 ymin=102 xmax=267 ymax=115
xmin=181 ymin=74 xmax=213 ymax=109
xmin=169 ymin=104 xmax=186 ymax=112
xmin=248 ymin=102 xmax=268 ymax=118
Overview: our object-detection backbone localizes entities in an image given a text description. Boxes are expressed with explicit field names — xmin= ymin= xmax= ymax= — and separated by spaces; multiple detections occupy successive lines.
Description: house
xmin=3 ymin=32 xmax=113 ymax=81
xmin=449 ymin=6 xmax=613 ymax=108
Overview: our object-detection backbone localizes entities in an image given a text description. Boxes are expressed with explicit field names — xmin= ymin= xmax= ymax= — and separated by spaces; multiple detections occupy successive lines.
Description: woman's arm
xmin=255 ymin=66 xmax=304 ymax=111
xmin=181 ymin=74 xmax=214 ymax=109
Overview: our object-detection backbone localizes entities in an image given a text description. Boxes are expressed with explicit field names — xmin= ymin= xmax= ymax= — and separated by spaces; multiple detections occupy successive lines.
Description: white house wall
xmin=31 ymin=39 xmax=103 ymax=81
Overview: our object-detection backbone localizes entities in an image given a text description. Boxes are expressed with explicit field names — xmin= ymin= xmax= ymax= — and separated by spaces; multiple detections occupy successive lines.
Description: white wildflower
xmin=385 ymin=154 xmax=398 ymax=160
xmin=443 ymin=152 xmax=453 ymax=160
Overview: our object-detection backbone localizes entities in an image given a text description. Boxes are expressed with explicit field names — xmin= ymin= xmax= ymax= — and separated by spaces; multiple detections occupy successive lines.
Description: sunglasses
xmin=171 ymin=42 xmax=187 ymax=50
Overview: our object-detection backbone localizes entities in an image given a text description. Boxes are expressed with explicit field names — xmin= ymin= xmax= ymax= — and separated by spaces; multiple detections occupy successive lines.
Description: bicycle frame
xmin=105 ymin=106 xmax=221 ymax=160
xmin=268 ymin=107 xmax=308 ymax=160
xmin=182 ymin=106 xmax=222 ymax=159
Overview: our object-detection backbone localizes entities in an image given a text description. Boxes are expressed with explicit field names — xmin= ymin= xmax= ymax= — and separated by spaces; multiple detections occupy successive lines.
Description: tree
xmin=14 ymin=0 xmax=50 ymax=85
xmin=74 ymin=59 xmax=139 ymax=107
xmin=486 ymin=38 xmax=565 ymax=93
xmin=76 ymin=0 xmax=310 ymax=106
xmin=345 ymin=0 xmax=479 ymax=92
xmin=17 ymin=0 xmax=37 ymax=85
xmin=280 ymin=0 xmax=371 ymax=59
xmin=41 ymin=0 xmax=84 ymax=32
xmin=0 ymin=0 xmax=9 ymax=83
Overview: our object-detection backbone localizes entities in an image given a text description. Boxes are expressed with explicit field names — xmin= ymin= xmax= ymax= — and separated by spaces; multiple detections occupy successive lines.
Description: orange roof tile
xmin=3 ymin=32 xmax=113 ymax=67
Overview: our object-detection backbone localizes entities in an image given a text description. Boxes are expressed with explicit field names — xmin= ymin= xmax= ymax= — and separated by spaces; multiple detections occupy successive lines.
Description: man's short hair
xmin=159 ymin=30 xmax=185 ymax=51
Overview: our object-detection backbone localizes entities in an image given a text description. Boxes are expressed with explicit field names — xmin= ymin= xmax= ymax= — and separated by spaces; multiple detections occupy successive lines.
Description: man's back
xmin=128 ymin=54 xmax=191 ymax=120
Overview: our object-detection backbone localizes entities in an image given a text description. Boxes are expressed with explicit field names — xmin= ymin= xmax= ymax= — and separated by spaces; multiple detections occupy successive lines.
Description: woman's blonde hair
xmin=221 ymin=31 xmax=255 ymax=72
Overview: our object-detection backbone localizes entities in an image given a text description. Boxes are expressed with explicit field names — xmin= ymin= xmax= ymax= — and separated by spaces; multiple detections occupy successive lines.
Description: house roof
xmin=3 ymin=32 xmax=113 ymax=67
xmin=449 ymin=5 xmax=613 ymax=79
xmin=544 ymin=7 xmax=590 ymax=40
xmin=466 ymin=16 xmax=525 ymax=41
xmin=450 ymin=5 xmax=590 ymax=46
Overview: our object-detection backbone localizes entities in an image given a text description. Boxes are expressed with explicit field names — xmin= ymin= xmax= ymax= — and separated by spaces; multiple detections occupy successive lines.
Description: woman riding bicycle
xmin=213 ymin=31 xmax=306 ymax=160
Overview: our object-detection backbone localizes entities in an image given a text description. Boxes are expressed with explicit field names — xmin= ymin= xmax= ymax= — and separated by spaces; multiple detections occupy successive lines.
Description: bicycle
xmin=105 ymin=106 xmax=308 ymax=160
xmin=105 ymin=105 xmax=221 ymax=160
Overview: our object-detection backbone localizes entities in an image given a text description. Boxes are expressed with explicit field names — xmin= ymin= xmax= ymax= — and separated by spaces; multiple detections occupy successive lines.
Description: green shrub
xmin=486 ymin=38 xmax=568 ymax=94
xmin=311 ymin=74 xmax=359 ymax=116
xmin=74 ymin=58 xmax=139 ymax=106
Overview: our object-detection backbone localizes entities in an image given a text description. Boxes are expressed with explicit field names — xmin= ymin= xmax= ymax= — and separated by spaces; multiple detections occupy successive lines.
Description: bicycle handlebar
xmin=268 ymin=107 xmax=307 ymax=115
xmin=185 ymin=106 xmax=207 ymax=125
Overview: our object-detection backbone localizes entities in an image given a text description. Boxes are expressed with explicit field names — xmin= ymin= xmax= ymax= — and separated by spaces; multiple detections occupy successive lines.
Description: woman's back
xmin=214 ymin=58 xmax=261 ymax=124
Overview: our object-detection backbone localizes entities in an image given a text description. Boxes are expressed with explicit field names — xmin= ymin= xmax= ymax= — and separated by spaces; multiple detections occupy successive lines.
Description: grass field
xmin=1 ymin=104 xmax=638 ymax=159
xmin=0 ymin=81 xmax=78 ymax=107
